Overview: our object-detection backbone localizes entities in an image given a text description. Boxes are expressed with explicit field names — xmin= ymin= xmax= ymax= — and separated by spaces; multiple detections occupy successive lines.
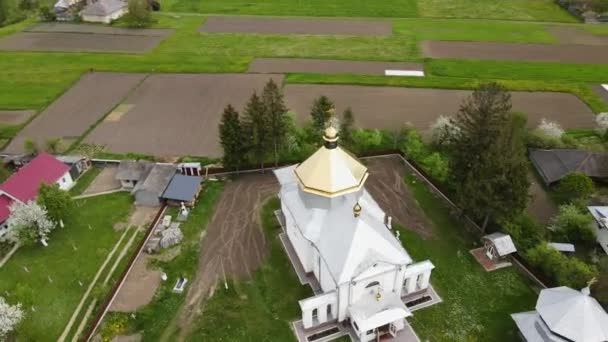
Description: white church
xmin=274 ymin=127 xmax=436 ymax=341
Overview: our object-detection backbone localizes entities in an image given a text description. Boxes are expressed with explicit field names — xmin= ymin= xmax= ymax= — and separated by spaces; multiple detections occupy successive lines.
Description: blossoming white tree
xmin=0 ymin=201 xmax=55 ymax=245
xmin=596 ymin=112 xmax=608 ymax=138
xmin=537 ymin=118 xmax=564 ymax=138
xmin=0 ymin=297 xmax=23 ymax=340
xmin=430 ymin=115 xmax=460 ymax=146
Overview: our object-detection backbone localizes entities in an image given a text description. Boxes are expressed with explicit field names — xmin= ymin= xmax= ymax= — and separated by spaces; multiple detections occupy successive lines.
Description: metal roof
xmin=161 ymin=174 xmax=201 ymax=201
xmin=483 ymin=232 xmax=517 ymax=256
xmin=81 ymin=0 xmax=126 ymax=16
xmin=529 ymin=148 xmax=608 ymax=184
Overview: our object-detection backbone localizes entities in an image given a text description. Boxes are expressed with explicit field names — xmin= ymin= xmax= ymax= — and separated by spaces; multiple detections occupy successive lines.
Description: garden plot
xmin=421 ymin=40 xmax=608 ymax=63
xmin=84 ymin=73 xmax=283 ymax=157
xmin=4 ymin=72 xmax=146 ymax=154
xmin=0 ymin=110 xmax=35 ymax=125
xmin=199 ymin=16 xmax=392 ymax=35
xmin=283 ymin=84 xmax=596 ymax=130
xmin=247 ymin=58 xmax=423 ymax=75
xmin=0 ymin=24 xmax=172 ymax=53
xmin=547 ymin=26 xmax=608 ymax=46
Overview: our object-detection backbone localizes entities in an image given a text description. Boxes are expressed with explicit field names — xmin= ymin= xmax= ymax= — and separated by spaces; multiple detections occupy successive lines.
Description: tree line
xmin=219 ymin=79 xmax=355 ymax=171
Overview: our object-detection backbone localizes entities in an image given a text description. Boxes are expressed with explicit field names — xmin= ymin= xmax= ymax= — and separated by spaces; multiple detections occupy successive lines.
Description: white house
xmin=512 ymin=285 xmax=608 ymax=342
xmin=81 ymin=0 xmax=128 ymax=24
xmin=274 ymin=127 xmax=435 ymax=341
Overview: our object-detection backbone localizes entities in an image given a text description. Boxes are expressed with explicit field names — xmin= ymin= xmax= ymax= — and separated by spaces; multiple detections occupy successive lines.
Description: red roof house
xmin=0 ymin=152 xmax=71 ymax=223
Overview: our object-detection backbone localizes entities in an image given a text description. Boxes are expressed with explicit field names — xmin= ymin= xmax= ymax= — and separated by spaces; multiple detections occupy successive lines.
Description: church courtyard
xmin=186 ymin=156 xmax=539 ymax=341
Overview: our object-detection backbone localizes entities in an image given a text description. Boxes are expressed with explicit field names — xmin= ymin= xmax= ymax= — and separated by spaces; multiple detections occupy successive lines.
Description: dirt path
xmin=248 ymin=58 xmax=422 ymax=75
xmin=174 ymin=173 xmax=278 ymax=340
xmin=364 ymin=156 xmax=434 ymax=238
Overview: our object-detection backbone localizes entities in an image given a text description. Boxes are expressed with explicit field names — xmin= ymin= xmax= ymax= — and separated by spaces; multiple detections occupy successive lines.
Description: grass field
xmin=0 ymin=193 xmax=133 ymax=341
xmin=401 ymin=173 xmax=539 ymax=341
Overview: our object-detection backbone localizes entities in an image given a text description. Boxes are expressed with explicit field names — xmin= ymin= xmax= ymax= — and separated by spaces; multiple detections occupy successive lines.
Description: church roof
xmin=536 ymin=286 xmax=608 ymax=342
xmin=275 ymin=164 xmax=411 ymax=284
xmin=294 ymin=127 xmax=368 ymax=198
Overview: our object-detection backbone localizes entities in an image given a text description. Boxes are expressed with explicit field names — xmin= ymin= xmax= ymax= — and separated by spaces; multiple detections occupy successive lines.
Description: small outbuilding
xmin=529 ymin=149 xmax=608 ymax=185
xmin=116 ymin=160 xmax=153 ymax=189
xmin=482 ymin=232 xmax=517 ymax=261
xmin=81 ymin=0 xmax=128 ymax=24
xmin=56 ymin=155 xmax=91 ymax=180
xmin=132 ymin=164 xmax=175 ymax=207
xmin=161 ymin=174 xmax=202 ymax=207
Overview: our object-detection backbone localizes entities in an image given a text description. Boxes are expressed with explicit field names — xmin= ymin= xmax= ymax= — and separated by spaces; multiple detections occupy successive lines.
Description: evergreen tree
xmin=310 ymin=95 xmax=334 ymax=134
xmin=262 ymin=79 xmax=288 ymax=166
xmin=340 ymin=107 xmax=355 ymax=147
xmin=37 ymin=182 xmax=74 ymax=224
xmin=450 ymin=83 xmax=529 ymax=231
xmin=219 ymin=105 xmax=244 ymax=171
xmin=242 ymin=92 xmax=270 ymax=168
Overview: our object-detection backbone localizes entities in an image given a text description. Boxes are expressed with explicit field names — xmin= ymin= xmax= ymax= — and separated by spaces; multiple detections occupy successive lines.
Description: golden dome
xmin=294 ymin=128 xmax=368 ymax=198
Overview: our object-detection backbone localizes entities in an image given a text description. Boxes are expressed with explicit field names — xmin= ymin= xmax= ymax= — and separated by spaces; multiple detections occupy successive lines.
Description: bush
xmin=549 ymin=204 xmax=596 ymax=244
xmin=38 ymin=5 xmax=56 ymax=21
xmin=18 ymin=0 xmax=37 ymax=11
xmin=351 ymin=128 xmax=383 ymax=153
xmin=399 ymin=127 xmax=425 ymax=160
xmin=124 ymin=0 xmax=154 ymax=28
xmin=556 ymin=172 xmax=594 ymax=202
xmin=526 ymin=242 xmax=597 ymax=288
xmin=429 ymin=115 xmax=460 ymax=147
xmin=421 ymin=152 xmax=449 ymax=182
xmin=502 ymin=214 xmax=545 ymax=251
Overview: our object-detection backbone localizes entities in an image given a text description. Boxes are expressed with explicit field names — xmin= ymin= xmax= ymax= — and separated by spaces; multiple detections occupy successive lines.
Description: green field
xmin=0 ymin=193 xmax=133 ymax=341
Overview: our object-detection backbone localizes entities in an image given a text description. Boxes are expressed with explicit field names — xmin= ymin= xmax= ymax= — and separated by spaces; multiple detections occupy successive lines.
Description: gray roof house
xmin=512 ymin=286 xmax=608 ymax=342
xmin=132 ymin=164 xmax=176 ymax=207
xmin=81 ymin=0 xmax=128 ymax=24
xmin=161 ymin=174 xmax=202 ymax=205
xmin=116 ymin=160 xmax=153 ymax=189
xmin=529 ymin=149 xmax=608 ymax=185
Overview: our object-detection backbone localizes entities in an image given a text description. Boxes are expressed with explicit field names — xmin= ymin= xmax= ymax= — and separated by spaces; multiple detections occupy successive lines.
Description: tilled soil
xmin=283 ymin=84 xmax=596 ymax=130
xmin=199 ymin=16 xmax=392 ymax=35
xmin=0 ymin=32 xmax=168 ymax=53
xmin=176 ymin=173 xmax=278 ymax=338
xmin=84 ymin=73 xmax=283 ymax=158
xmin=24 ymin=23 xmax=172 ymax=37
xmin=364 ymin=156 xmax=434 ymax=238
xmin=0 ymin=110 xmax=34 ymax=125
xmin=4 ymin=72 xmax=146 ymax=154
xmin=248 ymin=58 xmax=423 ymax=75
xmin=421 ymin=40 xmax=608 ymax=63
xmin=547 ymin=25 xmax=608 ymax=46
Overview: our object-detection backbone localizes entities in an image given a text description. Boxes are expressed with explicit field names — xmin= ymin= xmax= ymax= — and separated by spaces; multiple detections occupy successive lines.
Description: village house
xmin=132 ymin=164 xmax=176 ymax=207
xmin=529 ymin=149 xmax=608 ymax=185
xmin=116 ymin=160 xmax=153 ymax=189
xmin=80 ymin=0 xmax=128 ymax=24
xmin=161 ymin=174 xmax=202 ymax=207
xmin=274 ymin=127 xmax=436 ymax=342
xmin=0 ymin=153 xmax=72 ymax=237
xmin=511 ymin=285 xmax=608 ymax=342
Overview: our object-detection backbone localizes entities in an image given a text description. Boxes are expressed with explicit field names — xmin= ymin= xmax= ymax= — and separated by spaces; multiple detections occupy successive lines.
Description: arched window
xmin=365 ymin=281 xmax=380 ymax=288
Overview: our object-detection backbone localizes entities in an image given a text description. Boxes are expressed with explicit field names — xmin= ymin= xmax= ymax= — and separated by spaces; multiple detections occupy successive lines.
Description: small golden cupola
xmin=294 ymin=126 xmax=369 ymax=198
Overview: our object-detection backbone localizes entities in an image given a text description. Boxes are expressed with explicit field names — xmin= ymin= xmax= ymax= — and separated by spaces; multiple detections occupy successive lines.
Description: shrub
xmin=429 ymin=115 xmax=459 ymax=147
xmin=556 ymin=172 xmax=594 ymax=202
xmin=18 ymin=0 xmax=37 ymax=11
xmin=502 ymin=214 xmax=545 ymax=251
xmin=399 ymin=127 xmax=425 ymax=161
xmin=351 ymin=128 xmax=383 ymax=153
xmin=421 ymin=152 xmax=449 ymax=182
xmin=549 ymin=204 xmax=596 ymax=244
xmin=38 ymin=5 xmax=56 ymax=21
xmin=537 ymin=118 xmax=564 ymax=139
xmin=124 ymin=0 xmax=154 ymax=28
xmin=526 ymin=242 xmax=597 ymax=288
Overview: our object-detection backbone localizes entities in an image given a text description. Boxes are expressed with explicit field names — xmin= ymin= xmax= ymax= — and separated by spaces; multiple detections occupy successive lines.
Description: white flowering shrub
xmin=596 ymin=112 xmax=608 ymax=129
xmin=0 ymin=297 xmax=24 ymax=339
xmin=430 ymin=115 xmax=460 ymax=146
xmin=1 ymin=201 xmax=55 ymax=245
xmin=537 ymin=119 xmax=564 ymax=138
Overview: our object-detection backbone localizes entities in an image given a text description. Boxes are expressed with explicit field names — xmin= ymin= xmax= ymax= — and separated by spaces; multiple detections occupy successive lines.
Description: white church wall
xmin=283 ymin=203 xmax=313 ymax=272
xmin=319 ymin=259 xmax=336 ymax=292
xmin=351 ymin=268 xmax=400 ymax=303
xmin=338 ymin=283 xmax=350 ymax=321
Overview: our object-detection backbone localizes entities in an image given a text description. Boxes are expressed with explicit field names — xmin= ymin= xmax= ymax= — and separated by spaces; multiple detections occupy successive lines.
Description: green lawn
xmin=68 ymin=166 xmax=102 ymax=196
xmin=97 ymin=181 xmax=224 ymax=341
xmin=188 ymin=197 xmax=312 ymax=341
xmin=418 ymin=0 xmax=576 ymax=22
xmin=0 ymin=192 xmax=133 ymax=341
xmin=400 ymin=173 xmax=539 ymax=341
xmin=164 ymin=0 xmax=419 ymax=18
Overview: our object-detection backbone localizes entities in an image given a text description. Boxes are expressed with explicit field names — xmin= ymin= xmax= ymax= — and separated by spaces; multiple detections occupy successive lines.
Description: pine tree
xmin=219 ymin=105 xmax=244 ymax=171
xmin=310 ymin=95 xmax=334 ymax=135
xmin=450 ymin=83 xmax=529 ymax=231
xmin=242 ymin=92 xmax=269 ymax=168
xmin=340 ymin=107 xmax=355 ymax=147
xmin=262 ymin=79 xmax=288 ymax=166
